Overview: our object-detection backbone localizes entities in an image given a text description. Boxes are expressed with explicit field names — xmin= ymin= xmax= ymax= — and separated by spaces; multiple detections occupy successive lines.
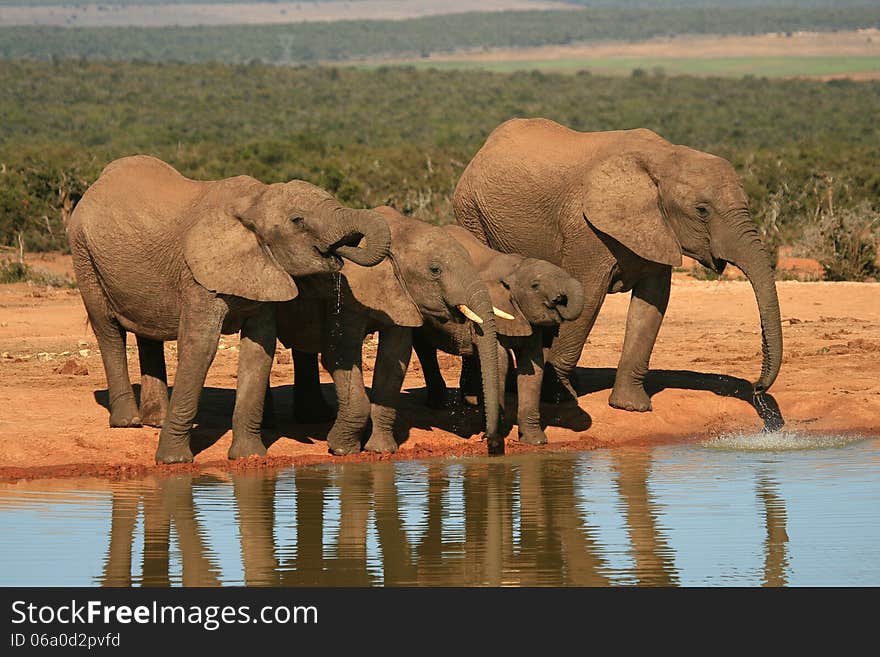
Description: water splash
xmin=703 ymin=431 xmax=869 ymax=452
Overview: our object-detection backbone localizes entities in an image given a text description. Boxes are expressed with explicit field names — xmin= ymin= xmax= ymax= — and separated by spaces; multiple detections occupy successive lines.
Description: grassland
xmin=364 ymin=55 xmax=880 ymax=78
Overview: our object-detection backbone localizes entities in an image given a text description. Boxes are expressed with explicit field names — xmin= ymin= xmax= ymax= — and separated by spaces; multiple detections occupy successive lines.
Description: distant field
xmin=359 ymin=30 xmax=880 ymax=79
xmin=368 ymin=56 xmax=880 ymax=78
xmin=0 ymin=1 xmax=572 ymax=27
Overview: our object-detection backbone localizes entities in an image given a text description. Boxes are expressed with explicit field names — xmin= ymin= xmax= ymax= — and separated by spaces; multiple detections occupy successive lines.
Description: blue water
xmin=0 ymin=433 xmax=877 ymax=586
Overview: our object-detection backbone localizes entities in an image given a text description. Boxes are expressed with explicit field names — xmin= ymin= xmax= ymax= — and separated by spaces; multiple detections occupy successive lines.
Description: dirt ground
xmin=1 ymin=252 xmax=878 ymax=481
xmin=0 ymin=0 xmax=573 ymax=28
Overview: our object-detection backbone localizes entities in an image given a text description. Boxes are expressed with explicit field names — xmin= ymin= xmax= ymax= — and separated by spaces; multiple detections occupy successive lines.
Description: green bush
xmin=801 ymin=202 xmax=880 ymax=281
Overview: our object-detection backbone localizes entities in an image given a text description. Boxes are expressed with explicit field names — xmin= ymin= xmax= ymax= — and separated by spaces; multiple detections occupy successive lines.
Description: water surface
xmin=1 ymin=434 xmax=877 ymax=586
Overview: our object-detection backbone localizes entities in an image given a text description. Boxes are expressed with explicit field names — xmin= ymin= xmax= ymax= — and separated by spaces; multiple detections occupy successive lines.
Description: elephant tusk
xmin=457 ymin=304 xmax=483 ymax=324
xmin=492 ymin=306 xmax=515 ymax=321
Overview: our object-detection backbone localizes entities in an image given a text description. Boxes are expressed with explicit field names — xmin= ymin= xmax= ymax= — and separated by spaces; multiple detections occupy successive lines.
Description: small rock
xmin=77 ymin=340 xmax=88 ymax=347
xmin=54 ymin=358 xmax=89 ymax=376
xmin=78 ymin=349 xmax=90 ymax=357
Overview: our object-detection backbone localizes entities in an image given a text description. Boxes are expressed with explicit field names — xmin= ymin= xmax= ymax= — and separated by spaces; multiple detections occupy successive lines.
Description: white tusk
xmin=492 ymin=306 xmax=515 ymax=321
xmin=456 ymin=304 xmax=483 ymax=324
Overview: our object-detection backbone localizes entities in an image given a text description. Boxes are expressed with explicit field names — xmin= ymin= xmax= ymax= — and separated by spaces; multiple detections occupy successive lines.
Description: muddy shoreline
xmin=2 ymin=255 xmax=878 ymax=483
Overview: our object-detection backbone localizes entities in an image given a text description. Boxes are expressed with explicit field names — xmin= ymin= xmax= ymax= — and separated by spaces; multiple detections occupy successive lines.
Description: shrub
xmin=800 ymin=202 xmax=880 ymax=281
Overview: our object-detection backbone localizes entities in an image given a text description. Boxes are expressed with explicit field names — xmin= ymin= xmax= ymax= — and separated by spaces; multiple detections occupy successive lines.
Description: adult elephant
xmin=454 ymin=118 xmax=782 ymax=411
xmin=413 ymin=225 xmax=584 ymax=446
xmin=68 ymin=155 xmax=390 ymax=463
xmin=277 ymin=207 xmax=502 ymax=455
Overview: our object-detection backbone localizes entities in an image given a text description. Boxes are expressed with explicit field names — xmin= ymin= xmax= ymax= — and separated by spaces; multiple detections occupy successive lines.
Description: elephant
xmin=68 ymin=155 xmax=390 ymax=464
xmin=412 ymin=225 xmax=585 ymax=446
xmin=454 ymin=118 xmax=782 ymax=412
xmin=276 ymin=206 xmax=503 ymax=455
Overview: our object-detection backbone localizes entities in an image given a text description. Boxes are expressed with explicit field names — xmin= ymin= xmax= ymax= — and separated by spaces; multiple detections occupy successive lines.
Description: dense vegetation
xmin=2 ymin=60 xmax=877 ymax=274
xmin=2 ymin=7 xmax=879 ymax=64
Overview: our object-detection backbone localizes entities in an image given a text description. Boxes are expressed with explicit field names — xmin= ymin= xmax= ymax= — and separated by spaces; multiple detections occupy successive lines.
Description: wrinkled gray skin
xmin=413 ymin=225 xmax=584 ymax=445
xmin=277 ymin=207 xmax=502 ymax=455
xmin=68 ymin=156 xmax=390 ymax=464
xmin=455 ymin=118 xmax=782 ymax=410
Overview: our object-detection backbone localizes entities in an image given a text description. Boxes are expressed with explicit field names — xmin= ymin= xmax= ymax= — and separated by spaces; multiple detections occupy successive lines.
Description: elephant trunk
xmin=459 ymin=278 xmax=501 ymax=441
xmin=555 ymin=277 xmax=585 ymax=322
xmin=326 ymin=208 xmax=391 ymax=267
xmin=715 ymin=215 xmax=783 ymax=392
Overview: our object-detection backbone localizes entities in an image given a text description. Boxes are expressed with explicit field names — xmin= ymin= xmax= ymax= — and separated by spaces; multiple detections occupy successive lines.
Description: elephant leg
xmin=609 ymin=267 xmax=671 ymax=412
xmin=293 ymin=349 xmax=335 ymax=423
xmin=365 ymin=326 xmax=412 ymax=454
xmin=515 ymin=333 xmax=548 ymax=445
xmin=155 ymin=289 xmax=226 ymax=464
xmin=136 ymin=336 xmax=168 ymax=428
xmin=261 ymin=385 xmax=276 ymax=430
xmin=544 ymin=228 xmax=614 ymax=403
xmin=229 ymin=305 xmax=276 ymax=460
xmin=322 ymin=316 xmax=370 ymax=456
xmin=73 ymin=245 xmax=140 ymax=427
xmin=459 ymin=354 xmax=480 ymax=406
xmin=412 ymin=333 xmax=449 ymax=409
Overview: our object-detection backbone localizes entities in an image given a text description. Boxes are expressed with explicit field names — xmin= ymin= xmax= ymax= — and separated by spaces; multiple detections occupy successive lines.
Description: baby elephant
xmin=276 ymin=207 xmax=503 ymax=455
xmin=68 ymin=156 xmax=390 ymax=463
xmin=413 ymin=226 xmax=584 ymax=446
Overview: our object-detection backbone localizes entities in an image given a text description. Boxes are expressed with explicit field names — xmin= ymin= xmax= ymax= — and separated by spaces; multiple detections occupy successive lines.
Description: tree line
xmin=1 ymin=61 xmax=877 ymax=276
xmin=1 ymin=7 xmax=879 ymax=63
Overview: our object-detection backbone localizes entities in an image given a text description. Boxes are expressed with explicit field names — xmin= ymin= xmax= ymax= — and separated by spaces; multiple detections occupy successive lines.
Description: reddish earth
xmin=1 ymin=253 xmax=878 ymax=482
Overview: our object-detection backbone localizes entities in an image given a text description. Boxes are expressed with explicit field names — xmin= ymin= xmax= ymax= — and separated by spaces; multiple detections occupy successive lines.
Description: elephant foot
xmin=327 ymin=429 xmax=362 ymax=456
xmin=364 ymin=432 xmax=398 ymax=454
xmin=110 ymin=400 xmax=142 ymax=428
xmin=518 ymin=427 xmax=548 ymax=445
xmin=139 ymin=402 xmax=166 ymax=428
xmin=228 ymin=435 xmax=268 ymax=460
xmin=609 ymin=386 xmax=652 ymax=412
xmin=155 ymin=436 xmax=193 ymax=464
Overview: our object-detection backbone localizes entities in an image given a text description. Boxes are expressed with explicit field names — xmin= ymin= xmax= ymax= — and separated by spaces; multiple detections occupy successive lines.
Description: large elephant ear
xmin=341 ymin=255 xmax=423 ymax=327
xmin=582 ymin=155 xmax=682 ymax=267
xmin=183 ymin=192 xmax=299 ymax=302
xmin=486 ymin=278 xmax=533 ymax=337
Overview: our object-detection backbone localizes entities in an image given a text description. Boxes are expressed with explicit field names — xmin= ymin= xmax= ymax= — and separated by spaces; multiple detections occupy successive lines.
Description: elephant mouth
xmin=313 ymin=246 xmax=344 ymax=270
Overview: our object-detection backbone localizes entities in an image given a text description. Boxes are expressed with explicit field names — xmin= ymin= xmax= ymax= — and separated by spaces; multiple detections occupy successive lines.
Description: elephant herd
xmin=68 ymin=118 xmax=782 ymax=464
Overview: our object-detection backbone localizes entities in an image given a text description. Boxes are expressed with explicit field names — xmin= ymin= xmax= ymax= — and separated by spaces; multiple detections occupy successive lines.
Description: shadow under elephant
xmin=570 ymin=366 xmax=785 ymax=432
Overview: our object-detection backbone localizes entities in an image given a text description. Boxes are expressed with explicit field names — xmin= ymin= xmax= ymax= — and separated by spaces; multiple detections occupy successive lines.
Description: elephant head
xmin=342 ymin=207 xmax=502 ymax=438
xmin=582 ymin=130 xmax=782 ymax=392
xmin=184 ymin=178 xmax=391 ymax=303
xmin=443 ymin=225 xmax=585 ymax=337
xmin=495 ymin=257 xmax=585 ymax=333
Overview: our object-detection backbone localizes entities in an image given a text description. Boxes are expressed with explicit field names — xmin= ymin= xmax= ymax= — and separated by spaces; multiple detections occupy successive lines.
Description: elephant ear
xmin=582 ymin=155 xmax=682 ymax=267
xmin=486 ymin=278 xmax=533 ymax=337
xmin=341 ymin=255 xmax=423 ymax=327
xmin=183 ymin=191 xmax=299 ymax=302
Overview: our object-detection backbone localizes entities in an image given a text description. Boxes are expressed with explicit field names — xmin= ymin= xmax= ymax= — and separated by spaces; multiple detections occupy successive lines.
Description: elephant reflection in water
xmin=758 ymin=474 xmax=789 ymax=587
xmin=100 ymin=458 xmax=789 ymax=586
xmin=100 ymin=475 xmax=222 ymax=586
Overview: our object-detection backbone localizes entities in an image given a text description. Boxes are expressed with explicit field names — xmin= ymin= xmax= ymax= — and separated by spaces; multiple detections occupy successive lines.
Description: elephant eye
xmin=429 ymin=265 xmax=442 ymax=277
xmin=531 ymin=281 xmax=540 ymax=290
xmin=289 ymin=216 xmax=305 ymax=225
xmin=696 ymin=206 xmax=710 ymax=219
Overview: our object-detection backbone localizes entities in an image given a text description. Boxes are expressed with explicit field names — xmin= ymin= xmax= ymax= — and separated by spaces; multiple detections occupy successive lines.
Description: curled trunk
xmin=325 ymin=208 xmax=391 ymax=267
xmin=556 ymin=277 xmax=585 ymax=321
